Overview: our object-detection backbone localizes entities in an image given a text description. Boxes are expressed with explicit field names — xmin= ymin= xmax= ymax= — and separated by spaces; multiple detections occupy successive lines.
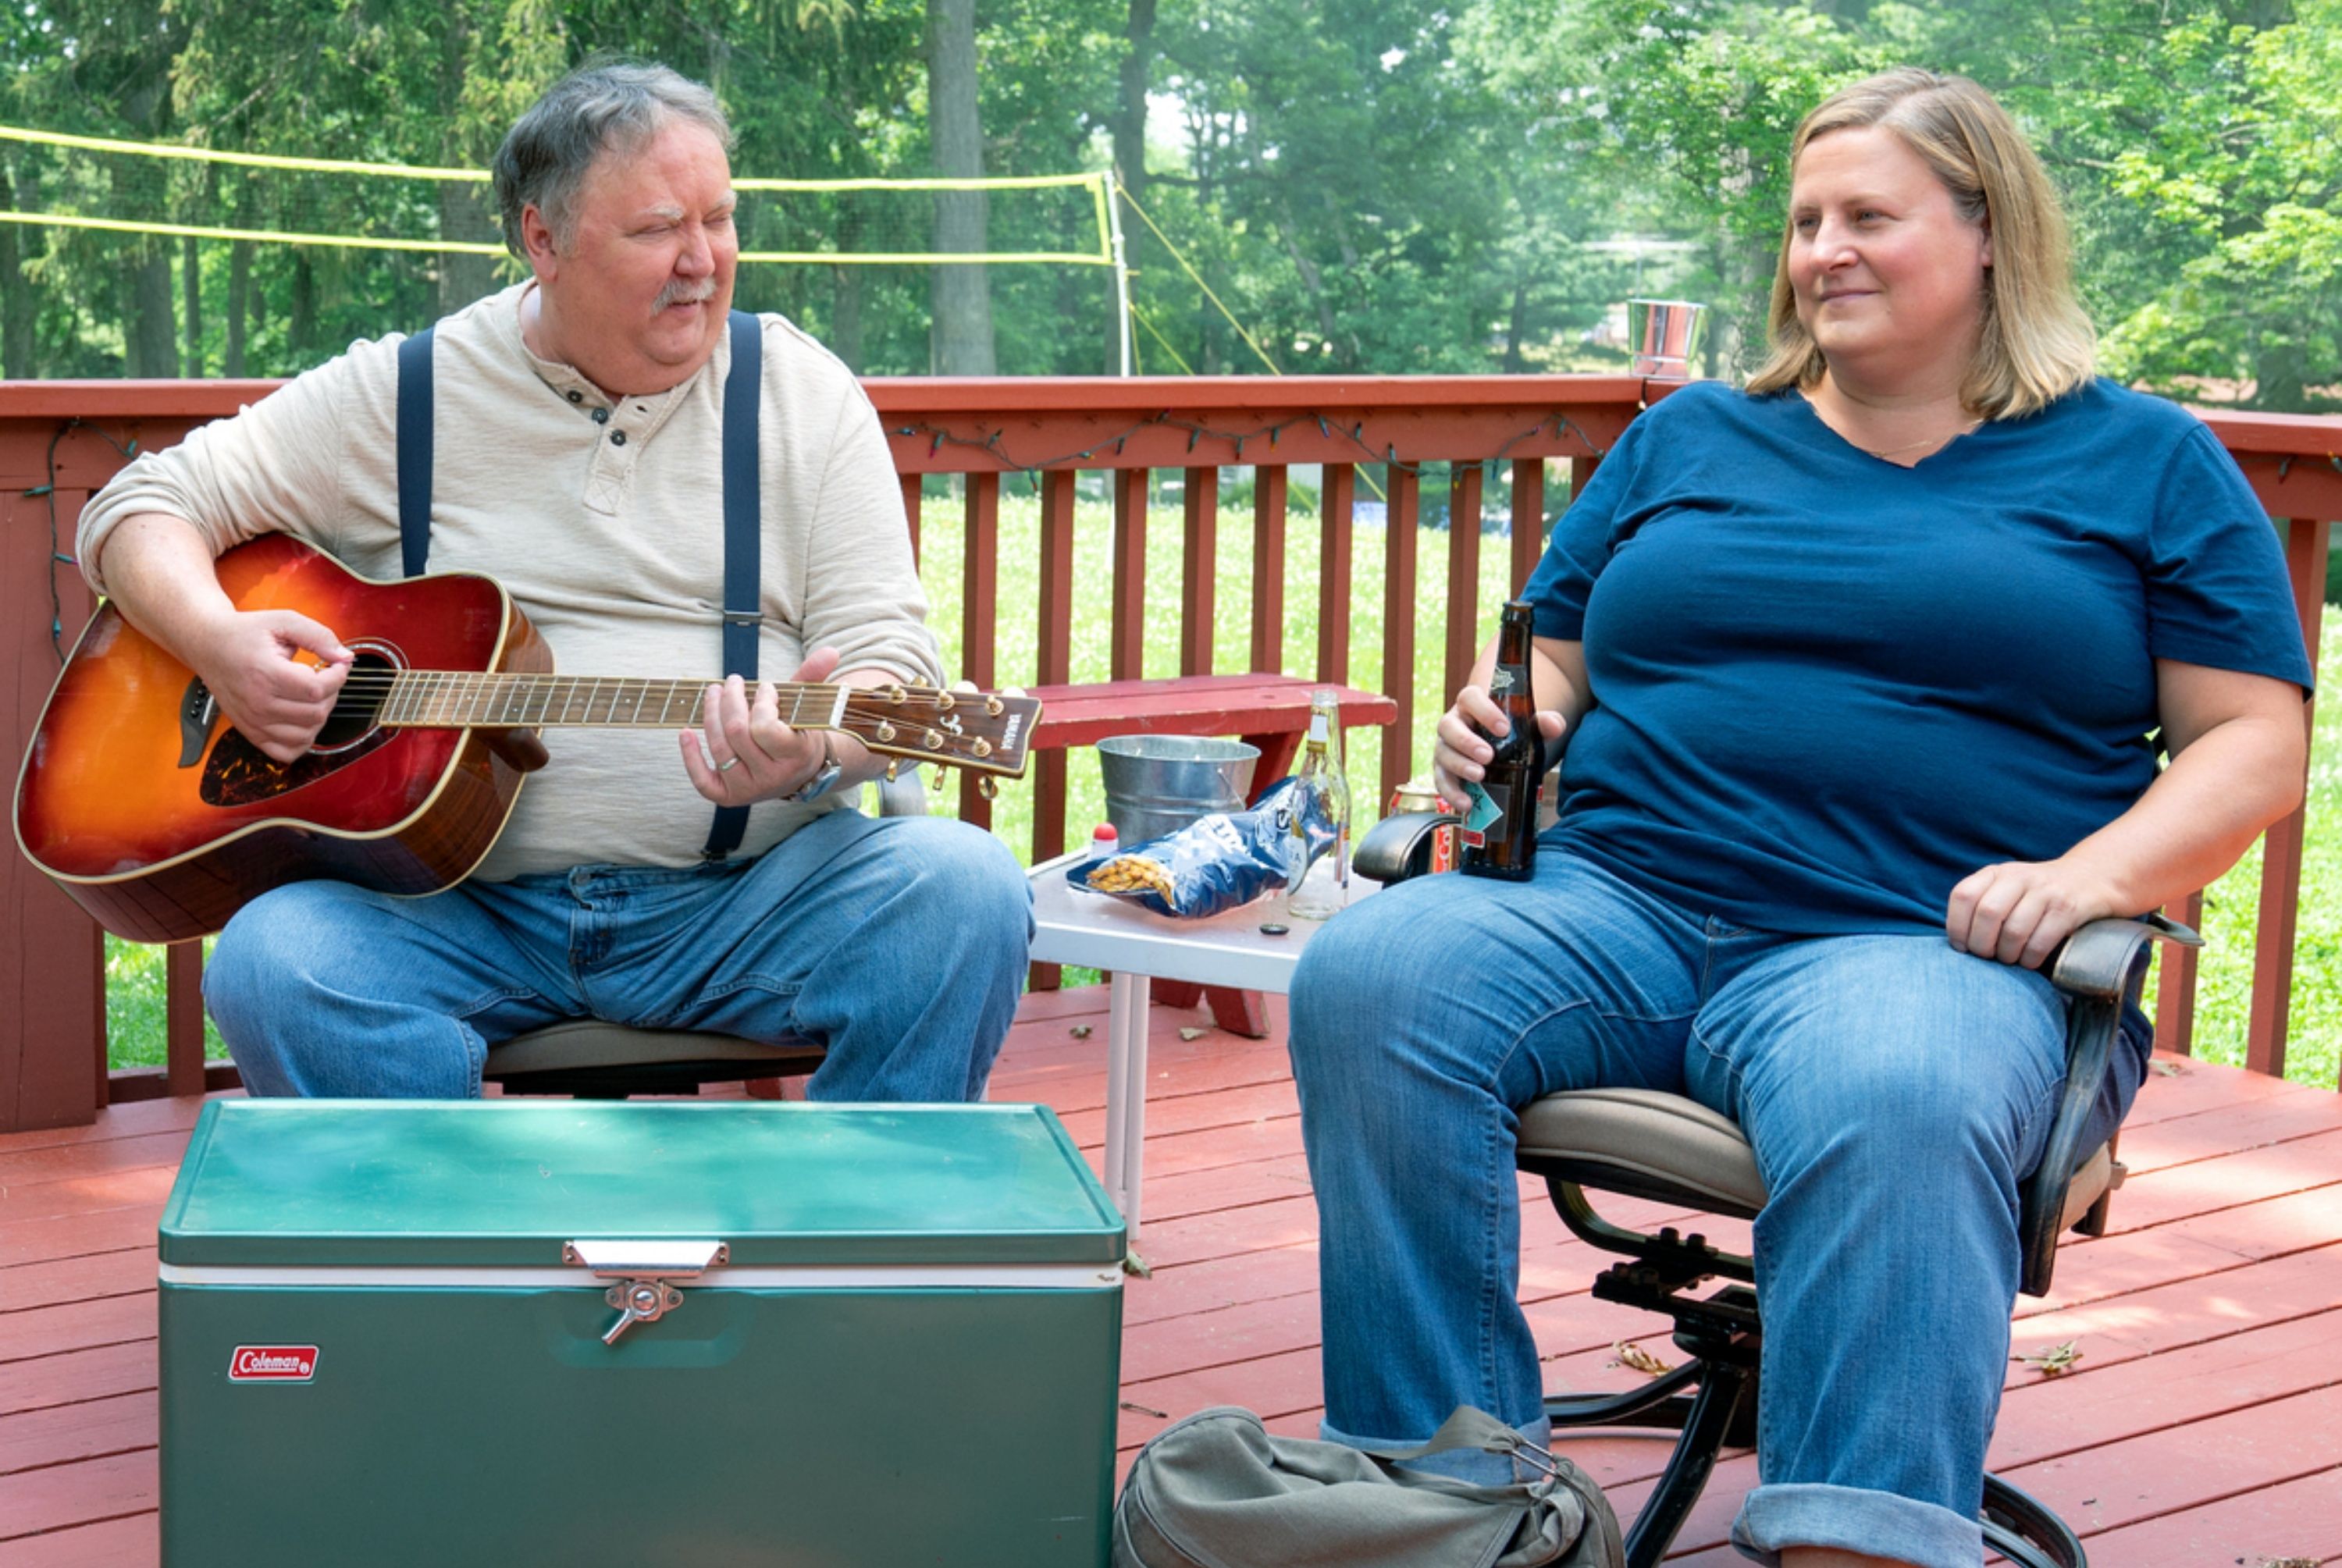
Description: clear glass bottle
xmin=1287 ymin=689 xmax=1351 ymax=919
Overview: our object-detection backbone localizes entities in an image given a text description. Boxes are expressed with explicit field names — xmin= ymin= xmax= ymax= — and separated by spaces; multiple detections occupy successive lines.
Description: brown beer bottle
xmin=1459 ymin=600 xmax=1542 ymax=882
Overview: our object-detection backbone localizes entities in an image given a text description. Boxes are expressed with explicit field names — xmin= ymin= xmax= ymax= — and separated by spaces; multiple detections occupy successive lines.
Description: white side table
xmin=1027 ymin=851 xmax=1373 ymax=1236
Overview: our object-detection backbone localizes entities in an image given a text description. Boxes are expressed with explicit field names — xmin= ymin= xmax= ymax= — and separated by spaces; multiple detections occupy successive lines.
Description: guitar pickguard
xmin=199 ymin=725 xmax=392 ymax=808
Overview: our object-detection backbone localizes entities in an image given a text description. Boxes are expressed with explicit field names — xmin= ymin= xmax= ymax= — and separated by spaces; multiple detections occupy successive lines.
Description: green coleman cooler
xmin=158 ymin=1100 xmax=1127 ymax=1566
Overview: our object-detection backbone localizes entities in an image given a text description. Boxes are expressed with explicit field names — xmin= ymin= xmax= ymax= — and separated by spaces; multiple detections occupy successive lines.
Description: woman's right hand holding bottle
xmin=1433 ymin=688 xmax=1566 ymax=815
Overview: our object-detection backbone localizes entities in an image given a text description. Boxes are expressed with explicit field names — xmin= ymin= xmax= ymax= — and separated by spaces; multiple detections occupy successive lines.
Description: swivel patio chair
xmin=483 ymin=770 xmax=928 ymax=1101
xmin=1354 ymin=810 xmax=2195 ymax=1568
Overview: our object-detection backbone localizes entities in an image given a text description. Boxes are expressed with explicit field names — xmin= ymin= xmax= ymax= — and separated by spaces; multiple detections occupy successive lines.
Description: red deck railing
xmin=2 ymin=376 xmax=2333 ymax=1130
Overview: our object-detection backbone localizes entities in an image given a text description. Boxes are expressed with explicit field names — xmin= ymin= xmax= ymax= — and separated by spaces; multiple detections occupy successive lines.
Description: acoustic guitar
xmin=13 ymin=532 xmax=1041 ymax=944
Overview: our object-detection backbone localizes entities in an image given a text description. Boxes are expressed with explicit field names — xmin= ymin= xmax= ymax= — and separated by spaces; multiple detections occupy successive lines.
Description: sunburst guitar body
xmin=13 ymin=533 xmax=1039 ymax=944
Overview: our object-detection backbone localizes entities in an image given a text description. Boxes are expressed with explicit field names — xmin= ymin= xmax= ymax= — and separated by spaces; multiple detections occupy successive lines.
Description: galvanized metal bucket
xmin=1097 ymin=735 xmax=1260 ymax=844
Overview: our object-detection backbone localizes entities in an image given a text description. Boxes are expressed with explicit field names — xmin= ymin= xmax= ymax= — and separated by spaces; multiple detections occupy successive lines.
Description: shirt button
xmin=610 ymin=430 xmax=627 ymax=446
xmin=567 ymin=390 xmax=583 ymax=404
xmin=591 ymin=406 xmax=610 ymax=425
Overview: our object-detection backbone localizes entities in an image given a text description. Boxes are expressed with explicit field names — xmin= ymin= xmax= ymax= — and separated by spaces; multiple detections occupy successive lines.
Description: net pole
xmin=1108 ymin=172 xmax=1134 ymax=378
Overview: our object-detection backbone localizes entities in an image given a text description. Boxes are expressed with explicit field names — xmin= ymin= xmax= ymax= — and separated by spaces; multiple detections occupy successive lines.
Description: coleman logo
xmin=229 ymin=1345 xmax=318 ymax=1382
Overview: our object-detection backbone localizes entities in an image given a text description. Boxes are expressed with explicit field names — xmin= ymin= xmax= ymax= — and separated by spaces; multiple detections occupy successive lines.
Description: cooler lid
xmin=159 ymin=1100 xmax=1124 ymax=1268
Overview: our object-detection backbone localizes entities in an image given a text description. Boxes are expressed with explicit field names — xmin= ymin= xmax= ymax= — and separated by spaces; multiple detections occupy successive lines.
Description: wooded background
xmin=0 ymin=0 xmax=2333 ymax=407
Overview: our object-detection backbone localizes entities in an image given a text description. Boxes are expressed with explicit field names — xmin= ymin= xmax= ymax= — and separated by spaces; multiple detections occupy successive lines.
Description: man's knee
xmin=205 ymin=883 xmax=342 ymax=1028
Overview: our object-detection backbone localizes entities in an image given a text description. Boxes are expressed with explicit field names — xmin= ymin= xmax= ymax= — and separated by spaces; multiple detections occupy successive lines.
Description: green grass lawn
xmin=102 ymin=483 xmax=2340 ymax=1087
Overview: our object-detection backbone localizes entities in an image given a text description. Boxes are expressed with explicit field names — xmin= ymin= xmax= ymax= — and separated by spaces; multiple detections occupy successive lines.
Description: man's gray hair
xmin=491 ymin=61 xmax=735 ymax=258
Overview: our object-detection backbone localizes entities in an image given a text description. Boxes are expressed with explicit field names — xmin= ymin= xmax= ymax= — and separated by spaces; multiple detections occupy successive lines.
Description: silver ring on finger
xmin=717 ymin=756 xmax=741 ymax=773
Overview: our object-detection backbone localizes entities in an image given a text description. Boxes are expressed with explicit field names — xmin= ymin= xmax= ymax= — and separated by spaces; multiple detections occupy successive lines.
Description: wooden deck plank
xmin=0 ymin=1515 xmax=159 ymax=1567
xmin=0 ymin=1343 xmax=155 ymax=1420
xmin=0 ymin=1247 xmax=151 ymax=1317
xmin=0 ymin=994 xmax=2332 ymax=1562
xmin=0 ymin=1449 xmax=155 ymax=1543
xmin=0 ymin=1391 xmax=155 ymax=1476
xmin=2074 ymin=1463 xmax=2342 ymax=1565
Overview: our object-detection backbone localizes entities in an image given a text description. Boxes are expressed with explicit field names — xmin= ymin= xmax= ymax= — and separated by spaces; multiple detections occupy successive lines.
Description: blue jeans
xmin=206 ymin=811 xmax=1033 ymax=1103
xmin=1287 ymin=852 xmax=2147 ymax=1568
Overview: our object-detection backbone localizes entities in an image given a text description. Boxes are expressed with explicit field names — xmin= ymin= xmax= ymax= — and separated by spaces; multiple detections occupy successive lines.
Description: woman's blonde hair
xmin=1746 ymin=68 xmax=2095 ymax=419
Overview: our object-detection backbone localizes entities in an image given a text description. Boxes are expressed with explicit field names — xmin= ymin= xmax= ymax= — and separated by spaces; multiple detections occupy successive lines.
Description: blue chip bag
xmin=1070 ymin=776 xmax=1334 ymax=918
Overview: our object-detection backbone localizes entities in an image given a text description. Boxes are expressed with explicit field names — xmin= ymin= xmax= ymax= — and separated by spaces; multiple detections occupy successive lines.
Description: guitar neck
xmin=364 ymin=670 xmax=1040 ymax=778
xmin=376 ymin=673 xmax=845 ymax=732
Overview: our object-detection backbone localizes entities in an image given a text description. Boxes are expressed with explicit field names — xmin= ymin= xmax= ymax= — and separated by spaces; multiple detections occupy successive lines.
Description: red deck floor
xmin=4 ymin=986 xmax=2340 ymax=1565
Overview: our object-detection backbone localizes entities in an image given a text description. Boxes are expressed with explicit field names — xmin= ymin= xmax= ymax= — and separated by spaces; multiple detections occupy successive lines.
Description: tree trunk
xmin=926 ymin=0 xmax=995 ymax=375
xmin=226 ymin=242 xmax=251 ymax=376
xmin=1113 ymin=0 xmax=1157 ymax=208
xmin=437 ymin=182 xmax=500 ymax=316
xmin=0 ymin=161 xmax=33 ymax=378
xmin=290 ymin=251 xmax=316 ymax=360
xmin=831 ymin=266 xmax=864 ymax=374
xmin=183 ymin=235 xmax=203 ymax=376
xmin=130 ymin=243 xmax=178 ymax=377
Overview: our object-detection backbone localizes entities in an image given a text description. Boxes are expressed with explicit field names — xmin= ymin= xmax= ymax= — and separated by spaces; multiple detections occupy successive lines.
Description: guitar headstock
xmin=835 ymin=684 xmax=1042 ymax=782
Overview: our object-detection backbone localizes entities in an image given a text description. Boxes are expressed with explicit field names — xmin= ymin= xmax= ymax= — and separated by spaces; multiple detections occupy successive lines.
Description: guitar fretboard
xmin=376 ymin=674 xmax=848 ymax=731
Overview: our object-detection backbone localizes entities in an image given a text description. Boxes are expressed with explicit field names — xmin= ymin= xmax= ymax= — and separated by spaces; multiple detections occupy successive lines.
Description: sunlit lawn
xmin=105 ymin=480 xmax=2339 ymax=1088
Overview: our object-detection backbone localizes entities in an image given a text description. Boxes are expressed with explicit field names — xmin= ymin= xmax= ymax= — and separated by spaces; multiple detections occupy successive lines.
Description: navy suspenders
xmin=394 ymin=310 xmax=765 ymax=859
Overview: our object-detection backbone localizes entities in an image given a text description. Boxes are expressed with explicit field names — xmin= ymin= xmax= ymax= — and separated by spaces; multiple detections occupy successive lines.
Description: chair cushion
xmin=483 ymin=1021 xmax=824 ymax=1079
xmin=1517 ymin=1087 xmax=2118 ymax=1231
xmin=1517 ymin=1089 xmax=1769 ymax=1218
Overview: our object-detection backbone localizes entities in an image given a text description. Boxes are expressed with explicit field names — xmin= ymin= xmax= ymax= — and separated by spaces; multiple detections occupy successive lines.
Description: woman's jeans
xmin=1288 ymin=852 xmax=2145 ymax=1568
xmin=205 ymin=810 xmax=1033 ymax=1103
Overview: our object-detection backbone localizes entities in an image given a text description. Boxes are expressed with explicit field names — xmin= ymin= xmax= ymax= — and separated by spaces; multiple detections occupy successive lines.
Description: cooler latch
xmin=562 ymin=1239 xmax=730 ymax=1346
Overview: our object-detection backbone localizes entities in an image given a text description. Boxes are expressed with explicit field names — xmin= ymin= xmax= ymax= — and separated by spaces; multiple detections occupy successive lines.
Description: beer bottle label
xmin=1460 ymin=777 xmax=1506 ymax=844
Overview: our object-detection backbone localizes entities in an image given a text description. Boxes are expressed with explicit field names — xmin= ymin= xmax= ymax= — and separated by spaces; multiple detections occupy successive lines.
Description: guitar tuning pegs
xmin=875 ymin=720 xmax=898 ymax=743
xmin=884 ymin=759 xmax=901 ymax=782
xmin=928 ymin=764 xmax=951 ymax=792
xmin=983 ymin=695 xmax=1005 ymax=716
xmin=970 ymin=738 xmax=994 ymax=759
xmin=934 ymin=690 xmax=956 ymax=712
xmin=878 ymin=683 xmax=907 ymax=706
xmin=922 ymin=729 xmax=945 ymax=751
xmin=977 ymin=775 xmax=999 ymax=800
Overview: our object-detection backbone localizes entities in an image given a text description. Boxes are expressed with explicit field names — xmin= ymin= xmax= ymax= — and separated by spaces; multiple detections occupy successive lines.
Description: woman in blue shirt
xmin=1287 ymin=68 xmax=2312 ymax=1568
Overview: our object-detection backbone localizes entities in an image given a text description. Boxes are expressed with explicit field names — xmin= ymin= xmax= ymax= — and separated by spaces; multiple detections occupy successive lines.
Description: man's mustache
xmin=654 ymin=276 xmax=718 ymax=312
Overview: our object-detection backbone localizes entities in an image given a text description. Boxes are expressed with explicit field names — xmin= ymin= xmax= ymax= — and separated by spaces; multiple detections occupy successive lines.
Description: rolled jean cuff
xmin=1319 ymin=1414 xmax=1556 ymax=1488
xmin=1732 ymin=1482 xmax=1981 ymax=1568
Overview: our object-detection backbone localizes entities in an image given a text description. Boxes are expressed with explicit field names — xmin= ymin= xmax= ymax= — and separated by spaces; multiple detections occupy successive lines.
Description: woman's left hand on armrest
xmin=1946 ymin=660 xmax=2308 ymax=969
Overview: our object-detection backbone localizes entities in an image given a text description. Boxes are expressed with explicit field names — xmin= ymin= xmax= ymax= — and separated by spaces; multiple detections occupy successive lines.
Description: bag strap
xmin=396 ymin=326 xmax=434 ymax=578
xmin=1360 ymin=1406 xmax=1565 ymax=1480
xmin=701 ymin=308 xmax=763 ymax=860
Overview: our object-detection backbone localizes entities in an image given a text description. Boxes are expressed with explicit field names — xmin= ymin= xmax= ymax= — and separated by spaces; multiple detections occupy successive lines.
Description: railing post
xmin=1181 ymin=465 xmax=1218 ymax=676
xmin=2245 ymin=516 xmax=2331 ymax=1079
xmin=1316 ymin=464 xmax=1354 ymax=687
xmin=166 ymin=942 xmax=208 ymax=1097
xmin=1250 ymin=466 xmax=1287 ymax=675
xmin=1381 ymin=463 xmax=1420 ymax=804
xmin=957 ymin=472 xmax=1000 ymax=830
xmin=1030 ymin=469 xmax=1078 ymax=990
xmin=2 ymin=469 xmax=105 ymax=1131
xmin=1110 ymin=468 xmax=1148 ymax=681
xmin=1446 ymin=460 xmax=1485 ymax=705
xmin=1510 ymin=457 xmax=1544 ymax=595
xmin=2154 ymin=891 xmax=2204 ymax=1058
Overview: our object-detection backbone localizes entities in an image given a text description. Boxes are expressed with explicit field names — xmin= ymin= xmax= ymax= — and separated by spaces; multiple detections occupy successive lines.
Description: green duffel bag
xmin=1113 ymin=1405 xmax=1625 ymax=1568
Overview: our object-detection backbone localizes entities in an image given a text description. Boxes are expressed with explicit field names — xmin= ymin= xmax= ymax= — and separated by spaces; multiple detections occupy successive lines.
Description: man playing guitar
xmin=72 ymin=62 xmax=1033 ymax=1100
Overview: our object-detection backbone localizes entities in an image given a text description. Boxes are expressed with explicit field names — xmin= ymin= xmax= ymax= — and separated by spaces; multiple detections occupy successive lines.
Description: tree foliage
xmin=0 ymin=0 xmax=2328 ymax=407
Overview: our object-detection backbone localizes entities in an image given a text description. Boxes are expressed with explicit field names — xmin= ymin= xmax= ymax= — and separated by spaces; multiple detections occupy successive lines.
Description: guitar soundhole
xmin=315 ymin=650 xmax=396 ymax=749
xmin=198 ymin=651 xmax=397 ymax=808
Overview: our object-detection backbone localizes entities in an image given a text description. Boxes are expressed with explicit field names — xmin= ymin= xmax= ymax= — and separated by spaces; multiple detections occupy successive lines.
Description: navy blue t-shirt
xmin=1522 ymin=378 xmax=2313 ymax=937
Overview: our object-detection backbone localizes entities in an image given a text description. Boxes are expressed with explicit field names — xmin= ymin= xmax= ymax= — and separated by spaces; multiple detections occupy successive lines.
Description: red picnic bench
xmin=1021 ymin=672 xmax=1399 ymax=1036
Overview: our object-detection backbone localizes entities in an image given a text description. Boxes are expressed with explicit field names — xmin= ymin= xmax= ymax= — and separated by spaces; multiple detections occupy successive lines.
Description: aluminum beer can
xmin=1386 ymin=775 xmax=1458 ymax=873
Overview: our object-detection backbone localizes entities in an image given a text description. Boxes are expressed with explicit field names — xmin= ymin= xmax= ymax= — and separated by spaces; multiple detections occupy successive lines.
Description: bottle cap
xmin=1091 ymin=823 xmax=1118 ymax=845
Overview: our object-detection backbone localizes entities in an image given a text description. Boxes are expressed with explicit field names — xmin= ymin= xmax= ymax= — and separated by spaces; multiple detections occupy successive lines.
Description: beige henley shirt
xmin=78 ymin=283 xmax=941 ymax=881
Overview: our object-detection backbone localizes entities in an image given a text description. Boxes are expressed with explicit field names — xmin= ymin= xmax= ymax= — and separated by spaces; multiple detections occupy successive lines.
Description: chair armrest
xmin=1355 ymin=810 xmax=1460 ymax=884
xmin=2018 ymin=914 xmax=2198 ymax=1296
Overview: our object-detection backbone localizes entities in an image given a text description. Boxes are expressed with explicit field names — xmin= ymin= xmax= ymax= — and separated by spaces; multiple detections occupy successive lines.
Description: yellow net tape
xmin=0 ymin=125 xmax=1113 ymax=266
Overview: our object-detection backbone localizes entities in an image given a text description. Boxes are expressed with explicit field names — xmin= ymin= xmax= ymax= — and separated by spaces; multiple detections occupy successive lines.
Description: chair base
xmin=1539 ymin=1182 xmax=2087 ymax=1568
